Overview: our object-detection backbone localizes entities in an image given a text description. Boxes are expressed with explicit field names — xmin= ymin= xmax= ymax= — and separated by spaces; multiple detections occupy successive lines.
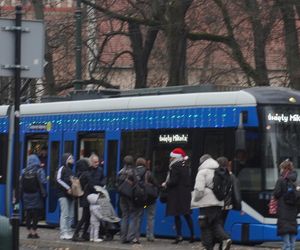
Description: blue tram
xmin=1 ymin=86 xmax=300 ymax=242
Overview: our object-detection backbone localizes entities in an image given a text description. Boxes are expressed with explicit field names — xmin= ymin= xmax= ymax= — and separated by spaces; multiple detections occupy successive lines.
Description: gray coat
xmin=87 ymin=192 xmax=120 ymax=224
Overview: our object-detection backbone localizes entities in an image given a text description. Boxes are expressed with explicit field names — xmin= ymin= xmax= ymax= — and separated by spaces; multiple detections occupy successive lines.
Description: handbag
xmin=70 ymin=176 xmax=84 ymax=197
xmin=145 ymin=183 xmax=159 ymax=200
xmin=268 ymin=196 xmax=278 ymax=215
xmin=117 ymin=178 xmax=133 ymax=198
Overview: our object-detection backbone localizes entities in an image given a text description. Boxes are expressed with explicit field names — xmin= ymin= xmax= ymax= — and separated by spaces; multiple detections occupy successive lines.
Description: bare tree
xmin=277 ymin=0 xmax=300 ymax=90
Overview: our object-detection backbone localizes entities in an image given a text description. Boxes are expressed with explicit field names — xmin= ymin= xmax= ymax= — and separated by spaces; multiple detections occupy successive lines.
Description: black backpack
xmin=132 ymin=170 xmax=147 ymax=207
xmin=212 ymin=166 xmax=232 ymax=201
xmin=22 ymin=171 xmax=39 ymax=193
xmin=283 ymin=179 xmax=297 ymax=205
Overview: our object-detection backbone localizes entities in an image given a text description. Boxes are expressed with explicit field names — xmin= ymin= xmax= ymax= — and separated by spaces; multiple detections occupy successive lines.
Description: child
xmin=87 ymin=186 xmax=120 ymax=242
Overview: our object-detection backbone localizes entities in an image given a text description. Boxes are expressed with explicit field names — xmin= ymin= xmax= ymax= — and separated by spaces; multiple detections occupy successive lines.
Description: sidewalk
xmin=20 ymin=227 xmax=284 ymax=250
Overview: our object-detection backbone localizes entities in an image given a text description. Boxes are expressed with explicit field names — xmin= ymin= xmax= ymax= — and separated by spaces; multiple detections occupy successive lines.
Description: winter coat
xmin=117 ymin=164 xmax=136 ymax=199
xmin=56 ymin=153 xmax=74 ymax=199
xmin=165 ymin=159 xmax=192 ymax=216
xmin=191 ymin=158 xmax=224 ymax=209
xmin=20 ymin=154 xmax=45 ymax=210
xmin=75 ymin=158 xmax=91 ymax=208
xmin=223 ymin=173 xmax=242 ymax=211
xmin=87 ymin=192 xmax=120 ymax=224
xmin=273 ymin=170 xmax=298 ymax=236
xmin=89 ymin=165 xmax=106 ymax=192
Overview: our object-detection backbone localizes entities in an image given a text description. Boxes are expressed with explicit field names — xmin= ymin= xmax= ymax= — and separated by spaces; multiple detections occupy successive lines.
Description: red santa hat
xmin=170 ymin=148 xmax=188 ymax=160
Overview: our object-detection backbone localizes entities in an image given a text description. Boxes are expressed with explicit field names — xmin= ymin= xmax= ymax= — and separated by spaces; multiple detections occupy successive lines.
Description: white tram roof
xmin=20 ymin=90 xmax=256 ymax=116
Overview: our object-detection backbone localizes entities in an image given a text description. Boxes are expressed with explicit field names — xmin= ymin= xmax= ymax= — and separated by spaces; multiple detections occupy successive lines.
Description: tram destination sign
xmin=158 ymin=133 xmax=188 ymax=144
xmin=267 ymin=113 xmax=300 ymax=123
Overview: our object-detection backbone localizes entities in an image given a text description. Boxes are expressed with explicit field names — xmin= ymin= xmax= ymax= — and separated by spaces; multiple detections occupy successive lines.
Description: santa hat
xmin=170 ymin=148 xmax=188 ymax=160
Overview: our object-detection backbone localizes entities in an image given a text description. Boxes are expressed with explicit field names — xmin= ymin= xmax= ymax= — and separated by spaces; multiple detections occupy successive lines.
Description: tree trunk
xmin=31 ymin=0 xmax=56 ymax=95
xmin=128 ymin=22 xmax=158 ymax=89
xmin=165 ymin=0 xmax=192 ymax=86
xmin=245 ymin=0 xmax=270 ymax=86
xmin=278 ymin=0 xmax=300 ymax=89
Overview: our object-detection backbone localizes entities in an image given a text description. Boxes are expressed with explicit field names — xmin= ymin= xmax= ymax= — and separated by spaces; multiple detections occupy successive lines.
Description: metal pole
xmin=11 ymin=5 xmax=22 ymax=250
xmin=74 ymin=0 xmax=82 ymax=90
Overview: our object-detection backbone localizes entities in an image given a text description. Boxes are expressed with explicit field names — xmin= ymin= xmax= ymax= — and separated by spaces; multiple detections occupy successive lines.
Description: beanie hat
xmin=27 ymin=154 xmax=41 ymax=168
xmin=170 ymin=148 xmax=188 ymax=160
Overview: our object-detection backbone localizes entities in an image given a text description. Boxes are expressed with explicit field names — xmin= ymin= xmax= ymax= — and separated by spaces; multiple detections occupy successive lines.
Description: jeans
xmin=59 ymin=197 xmax=74 ymax=236
xmin=282 ymin=234 xmax=296 ymax=250
xmin=120 ymin=196 xmax=137 ymax=242
xmin=146 ymin=203 xmax=156 ymax=239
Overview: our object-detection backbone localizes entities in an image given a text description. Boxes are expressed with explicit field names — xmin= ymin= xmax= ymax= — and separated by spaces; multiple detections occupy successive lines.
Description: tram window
xmin=0 ymin=134 xmax=8 ymax=183
xmin=64 ymin=141 xmax=74 ymax=154
xmin=235 ymin=131 xmax=261 ymax=191
xmin=203 ymin=133 xmax=225 ymax=158
xmin=79 ymin=133 xmax=104 ymax=158
xmin=121 ymin=131 xmax=149 ymax=159
xmin=25 ymin=136 xmax=48 ymax=170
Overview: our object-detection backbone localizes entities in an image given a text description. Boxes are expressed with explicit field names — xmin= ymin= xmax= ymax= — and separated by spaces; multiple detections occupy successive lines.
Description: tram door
xmin=23 ymin=134 xmax=48 ymax=223
xmin=46 ymin=132 xmax=62 ymax=224
xmin=105 ymin=131 xmax=120 ymax=207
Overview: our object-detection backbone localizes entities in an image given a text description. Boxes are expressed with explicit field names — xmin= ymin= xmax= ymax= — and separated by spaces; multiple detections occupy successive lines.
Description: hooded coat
xmin=21 ymin=154 xmax=44 ymax=209
xmin=87 ymin=192 xmax=120 ymax=224
xmin=191 ymin=158 xmax=224 ymax=209
xmin=165 ymin=159 xmax=191 ymax=216
xmin=273 ymin=170 xmax=298 ymax=236
xmin=56 ymin=153 xmax=74 ymax=199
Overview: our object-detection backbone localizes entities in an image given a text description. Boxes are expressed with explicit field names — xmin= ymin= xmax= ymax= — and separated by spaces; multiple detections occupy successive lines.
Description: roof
xmin=20 ymin=90 xmax=256 ymax=116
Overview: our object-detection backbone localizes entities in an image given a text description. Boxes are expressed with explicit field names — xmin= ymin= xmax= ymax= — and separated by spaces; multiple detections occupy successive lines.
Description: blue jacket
xmin=21 ymin=154 xmax=45 ymax=210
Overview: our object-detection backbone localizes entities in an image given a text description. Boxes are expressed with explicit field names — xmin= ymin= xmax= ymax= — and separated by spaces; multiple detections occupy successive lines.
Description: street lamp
xmin=73 ymin=0 xmax=83 ymax=90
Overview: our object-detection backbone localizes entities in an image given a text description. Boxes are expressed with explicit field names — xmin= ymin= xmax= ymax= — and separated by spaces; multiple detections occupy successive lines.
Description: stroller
xmin=92 ymin=186 xmax=120 ymax=240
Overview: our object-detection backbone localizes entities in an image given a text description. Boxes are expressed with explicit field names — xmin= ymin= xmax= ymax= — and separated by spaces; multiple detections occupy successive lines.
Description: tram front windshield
xmin=262 ymin=106 xmax=300 ymax=190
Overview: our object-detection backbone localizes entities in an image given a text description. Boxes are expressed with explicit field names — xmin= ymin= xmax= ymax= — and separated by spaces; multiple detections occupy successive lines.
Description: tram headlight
xmin=289 ymin=97 xmax=296 ymax=103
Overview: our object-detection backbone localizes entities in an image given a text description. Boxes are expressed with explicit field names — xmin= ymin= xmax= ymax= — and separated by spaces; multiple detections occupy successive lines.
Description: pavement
xmin=18 ymin=226 xmax=291 ymax=250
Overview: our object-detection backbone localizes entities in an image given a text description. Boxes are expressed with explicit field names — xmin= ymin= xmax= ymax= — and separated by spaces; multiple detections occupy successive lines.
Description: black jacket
xmin=76 ymin=158 xmax=91 ymax=207
xmin=88 ymin=165 xmax=106 ymax=193
xmin=273 ymin=170 xmax=298 ymax=236
xmin=56 ymin=153 xmax=74 ymax=199
xmin=166 ymin=160 xmax=191 ymax=216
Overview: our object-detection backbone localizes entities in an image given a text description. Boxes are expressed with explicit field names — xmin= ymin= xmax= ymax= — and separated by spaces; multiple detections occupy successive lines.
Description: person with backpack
xmin=117 ymin=155 xmax=138 ymax=244
xmin=134 ymin=157 xmax=158 ymax=243
xmin=273 ymin=159 xmax=298 ymax=250
xmin=161 ymin=148 xmax=194 ymax=244
xmin=20 ymin=154 xmax=46 ymax=239
xmin=216 ymin=156 xmax=241 ymax=250
xmin=191 ymin=154 xmax=232 ymax=250
xmin=56 ymin=153 xmax=75 ymax=240
xmin=144 ymin=159 xmax=159 ymax=242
